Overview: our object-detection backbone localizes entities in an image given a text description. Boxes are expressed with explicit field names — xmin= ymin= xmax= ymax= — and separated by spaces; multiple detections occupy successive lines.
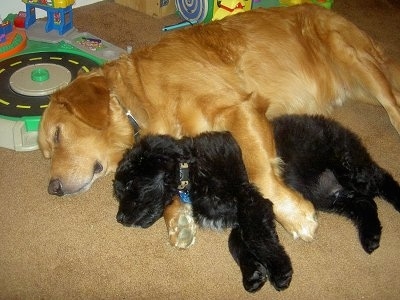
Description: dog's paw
xmin=289 ymin=216 xmax=318 ymax=242
xmin=276 ymin=200 xmax=318 ymax=242
xmin=242 ymin=261 xmax=268 ymax=293
xmin=240 ymin=254 xmax=292 ymax=292
xmin=360 ymin=229 xmax=381 ymax=254
xmin=167 ymin=203 xmax=197 ymax=249
xmin=270 ymin=268 xmax=293 ymax=291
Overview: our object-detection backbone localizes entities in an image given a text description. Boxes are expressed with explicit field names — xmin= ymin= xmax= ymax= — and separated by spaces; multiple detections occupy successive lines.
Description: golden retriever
xmin=38 ymin=4 xmax=400 ymax=248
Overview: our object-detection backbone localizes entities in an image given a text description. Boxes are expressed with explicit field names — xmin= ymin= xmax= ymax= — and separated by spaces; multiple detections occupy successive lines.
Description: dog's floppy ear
xmin=51 ymin=75 xmax=110 ymax=130
xmin=139 ymin=135 xmax=183 ymax=186
xmin=142 ymin=135 xmax=182 ymax=169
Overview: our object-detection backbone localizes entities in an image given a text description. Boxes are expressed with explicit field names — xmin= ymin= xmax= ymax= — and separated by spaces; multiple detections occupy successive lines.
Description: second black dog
xmin=114 ymin=132 xmax=293 ymax=293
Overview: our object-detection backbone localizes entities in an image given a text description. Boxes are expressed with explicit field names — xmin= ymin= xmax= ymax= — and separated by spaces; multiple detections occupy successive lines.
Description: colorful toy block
xmin=22 ymin=0 xmax=75 ymax=35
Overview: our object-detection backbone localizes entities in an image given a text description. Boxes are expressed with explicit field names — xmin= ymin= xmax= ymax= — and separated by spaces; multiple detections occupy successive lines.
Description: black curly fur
xmin=113 ymin=132 xmax=292 ymax=293
xmin=273 ymin=115 xmax=400 ymax=254
xmin=114 ymin=114 xmax=400 ymax=293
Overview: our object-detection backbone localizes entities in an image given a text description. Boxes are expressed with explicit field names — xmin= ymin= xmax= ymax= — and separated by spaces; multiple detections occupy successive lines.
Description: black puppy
xmin=113 ymin=132 xmax=293 ymax=293
xmin=273 ymin=115 xmax=400 ymax=254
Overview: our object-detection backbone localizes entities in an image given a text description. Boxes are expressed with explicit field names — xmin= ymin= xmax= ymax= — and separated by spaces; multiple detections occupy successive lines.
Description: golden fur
xmin=39 ymin=5 xmax=400 ymax=243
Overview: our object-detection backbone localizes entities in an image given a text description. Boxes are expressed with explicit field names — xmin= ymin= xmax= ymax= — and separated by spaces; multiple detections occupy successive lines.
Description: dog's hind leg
xmin=313 ymin=149 xmax=400 ymax=253
xmin=377 ymin=171 xmax=400 ymax=212
xmin=232 ymin=185 xmax=293 ymax=292
xmin=365 ymin=67 xmax=400 ymax=134
xmin=329 ymin=153 xmax=400 ymax=252
xmin=333 ymin=32 xmax=400 ymax=133
xmin=323 ymin=190 xmax=382 ymax=254
xmin=309 ymin=170 xmax=382 ymax=254
xmin=383 ymin=58 xmax=400 ymax=106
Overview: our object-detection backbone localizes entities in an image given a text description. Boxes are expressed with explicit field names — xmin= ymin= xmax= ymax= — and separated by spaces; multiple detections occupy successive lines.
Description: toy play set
xmin=170 ymin=0 xmax=333 ymax=29
xmin=0 ymin=0 xmax=126 ymax=151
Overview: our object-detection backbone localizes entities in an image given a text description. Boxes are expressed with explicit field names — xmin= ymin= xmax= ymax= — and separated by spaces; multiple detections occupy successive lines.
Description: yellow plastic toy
xmin=170 ymin=0 xmax=334 ymax=32
xmin=212 ymin=0 xmax=251 ymax=21
xmin=280 ymin=0 xmax=333 ymax=9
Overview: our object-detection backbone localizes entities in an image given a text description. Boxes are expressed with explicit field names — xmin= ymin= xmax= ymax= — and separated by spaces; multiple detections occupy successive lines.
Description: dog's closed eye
xmin=113 ymin=179 xmax=133 ymax=201
xmin=54 ymin=126 xmax=61 ymax=144
xmin=125 ymin=179 xmax=134 ymax=190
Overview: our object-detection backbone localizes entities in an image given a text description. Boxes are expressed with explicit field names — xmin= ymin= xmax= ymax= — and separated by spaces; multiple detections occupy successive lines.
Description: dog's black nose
xmin=94 ymin=161 xmax=103 ymax=174
xmin=48 ymin=179 xmax=64 ymax=196
xmin=116 ymin=211 xmax=128 ymax=225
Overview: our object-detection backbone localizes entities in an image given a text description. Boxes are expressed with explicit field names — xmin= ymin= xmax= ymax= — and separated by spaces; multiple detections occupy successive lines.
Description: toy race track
xmin=0 ymin=20 xmax=126 ymax=151
xmin=1 ymin=51 xmax=98 ymax=117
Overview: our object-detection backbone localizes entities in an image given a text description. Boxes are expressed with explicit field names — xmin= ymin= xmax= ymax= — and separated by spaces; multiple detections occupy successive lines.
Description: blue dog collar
xmin=178 ymin=162 xmax=192 ymax=204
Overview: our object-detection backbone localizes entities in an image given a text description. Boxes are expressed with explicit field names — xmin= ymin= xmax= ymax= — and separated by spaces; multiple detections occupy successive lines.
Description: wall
xmin=0 ymin=0 xmax=102 ymax=19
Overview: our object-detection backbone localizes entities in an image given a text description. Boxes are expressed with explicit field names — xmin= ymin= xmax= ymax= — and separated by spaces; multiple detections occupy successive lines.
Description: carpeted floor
xmin=1 ymin=0 xmax=400 ymax=299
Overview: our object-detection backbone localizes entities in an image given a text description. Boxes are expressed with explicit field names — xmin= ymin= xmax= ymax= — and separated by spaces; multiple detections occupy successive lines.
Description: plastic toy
xmin=170 ymin=0 xmax=333 ymax=31
xmin=23 ymin=0 xmax=75 ymax=35
xmin=280 ymin=0 xmax=333 ymax=9
xmin=252 ymin=0 xmax=281 ymax=8
xmin=0 ymin=14 xmax=28 ymax=60
xmin=14 ymin=11 xmax=27 ymax=28
xmin=174 ymin=0 xmax=213 ymax=25
xmin=0 ymin=49 xmax=98 ymax=151
xmin=213 ymin=1 xmax=251 ymax=21
xmin=0 ymin=17 xmax=13 ymax=43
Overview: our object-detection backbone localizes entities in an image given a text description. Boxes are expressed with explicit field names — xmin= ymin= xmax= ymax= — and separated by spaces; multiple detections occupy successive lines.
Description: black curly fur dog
xmin=113 ymin=132 xmax=293 ymax=293
xmin=273 ymin=115 xmax=400 ymax=254
xmin=114 ymin=115 xmax=400 ymax=292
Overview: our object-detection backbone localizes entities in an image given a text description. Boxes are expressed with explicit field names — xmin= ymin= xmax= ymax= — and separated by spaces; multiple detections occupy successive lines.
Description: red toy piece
xmin=14 ymin=12 xmax=26 ymax=28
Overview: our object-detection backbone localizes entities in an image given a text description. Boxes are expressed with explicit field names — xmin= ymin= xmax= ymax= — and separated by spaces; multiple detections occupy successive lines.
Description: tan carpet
xmin=1 ymin=0 xmax=400 ymax=299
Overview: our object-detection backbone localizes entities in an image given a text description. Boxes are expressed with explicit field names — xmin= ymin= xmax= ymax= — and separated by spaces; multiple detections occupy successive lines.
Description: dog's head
xmin=113 ymin=135 xmax=184 ymax=228
xmin=38 ymin=71 xmax=134 ymax=196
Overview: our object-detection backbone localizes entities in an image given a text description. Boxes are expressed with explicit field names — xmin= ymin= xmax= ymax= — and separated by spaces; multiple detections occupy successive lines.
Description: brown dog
xmin=38 ymin=5 xmax=400 ymax=248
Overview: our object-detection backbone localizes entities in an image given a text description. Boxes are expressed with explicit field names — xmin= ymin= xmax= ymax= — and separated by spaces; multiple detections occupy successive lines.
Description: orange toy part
xmin=0 ymin=29 xmax=27 ymax=60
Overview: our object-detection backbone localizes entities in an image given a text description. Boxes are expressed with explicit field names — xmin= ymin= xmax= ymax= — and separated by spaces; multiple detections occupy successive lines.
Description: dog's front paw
xmin=289 ymin=216 xmax=318 ymax=242
xmin=166 ymin=203 xmax=197 ymax=249
xmin=270 ymin=267 xmax=293 ymax=291
xmin=275 ymin=196 xmax=318 ymax=242
xmin=242 ymin=261 xmax=268 ymax=293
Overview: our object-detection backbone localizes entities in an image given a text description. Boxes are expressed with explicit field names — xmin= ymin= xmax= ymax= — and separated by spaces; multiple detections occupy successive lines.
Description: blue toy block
xmin=0 ymin=19 xmax=13 ymax=43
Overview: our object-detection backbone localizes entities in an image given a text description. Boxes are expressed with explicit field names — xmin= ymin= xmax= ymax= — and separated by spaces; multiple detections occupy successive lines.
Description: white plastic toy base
xmin=0 ymin=118 xmax=38 ymax=151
